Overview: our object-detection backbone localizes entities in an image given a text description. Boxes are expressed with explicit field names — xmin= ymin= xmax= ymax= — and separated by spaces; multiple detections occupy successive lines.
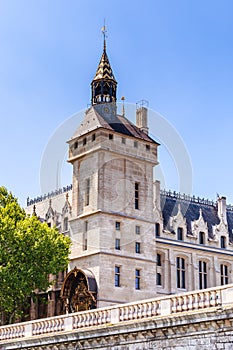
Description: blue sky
xmin=1 ymin=0 xmax=233 ymax=206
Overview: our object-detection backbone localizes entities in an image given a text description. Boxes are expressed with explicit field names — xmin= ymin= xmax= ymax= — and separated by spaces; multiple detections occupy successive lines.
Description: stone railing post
xmin=64 ymin=315 xmax=73 ymax=332
xmin=110 ymin=307 xmax=120 ymax=324
xmin=221 ymin=287 xmax=233 ymax=306
xmin=160 ymin=299 xmax=171 ymax=316
xmin=25 ymin=323 xmax=32 ymax=338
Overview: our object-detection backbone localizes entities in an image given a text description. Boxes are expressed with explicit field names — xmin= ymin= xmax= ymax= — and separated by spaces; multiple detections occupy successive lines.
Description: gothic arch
xmin=60 ymin=267 xmax=97 ymax=313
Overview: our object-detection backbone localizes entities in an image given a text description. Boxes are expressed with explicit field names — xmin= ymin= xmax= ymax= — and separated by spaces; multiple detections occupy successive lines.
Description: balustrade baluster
xmin=171 ymin=298 xmax=177 ymax=313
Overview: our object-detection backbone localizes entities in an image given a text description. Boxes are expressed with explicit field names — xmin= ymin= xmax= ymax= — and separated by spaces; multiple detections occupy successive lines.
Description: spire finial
xmin=121 ymin=96 xmax=125 ymax=116
xmin=101 ymin=20 xmax=107 ymax=51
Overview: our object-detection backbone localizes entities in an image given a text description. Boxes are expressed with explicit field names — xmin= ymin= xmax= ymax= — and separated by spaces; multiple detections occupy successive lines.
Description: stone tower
xmin=67 ymin=37 xmax=159 ymax=308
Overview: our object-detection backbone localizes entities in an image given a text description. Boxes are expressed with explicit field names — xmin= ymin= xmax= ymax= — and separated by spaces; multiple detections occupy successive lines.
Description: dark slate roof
xmin=161 ymin=194 xmax=220 ymax=238
xmin=102 ymin=112 xmax=158 ymax=144
xmin=227 ymin=211 xmax=233 ymax=241
xmin=71 ymin=106 xmax=159 ymax=144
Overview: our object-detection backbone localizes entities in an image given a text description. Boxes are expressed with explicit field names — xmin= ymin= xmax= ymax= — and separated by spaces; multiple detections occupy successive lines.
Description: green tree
xmin=0 ymin=187 xmax=71 ymax=324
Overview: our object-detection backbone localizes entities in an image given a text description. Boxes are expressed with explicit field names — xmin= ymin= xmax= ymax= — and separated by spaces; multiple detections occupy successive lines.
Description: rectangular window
xmin=199 ymin=261 xmax=207 ymax=289
xmin=135 ymin=225 xmax=140 ymax=234
xmin=122 ymin=137 xmax=126 ymax=144
xmin=176 ymin=257 xmax=185 ymax=289
xmin=74 ymin=141 xmax=78 ymax=149
xmin=177 ymin=227 xmax=183 ymax=241
xmin=135 ymin=242 xmax=141 ymax=254
xmin=199 ymin=231 xmax=205 ymax=245
xmin=135 ymin=182 xmax=139 ymax=209
xmin=134 ymin=141 xmax=138 ymax=148
xmin=135 ymin=269 xmax=140 ymax=290
xmin=115 ymin=266 xmax=120 ymax=287
xmin=115 ymin=221 xmax=121 ymax=230
xmin=85 ymin=178 xmax=90 ymax=206
xmin=220 ymin=264 xmax=228 ymax=285
xmin=109 ymin=134 xmax=113 ymax=140
xmin=83 ymin=137 xmax=87 ymax=146
xmin=155 ymin=223 xmax=160 ymax=237
xmin=92 ymin=133 xmax=96 ymax=142
xmin=156 ymin=272 xmax=162 ymax=286
xmin=115 ymin=238 xmax=120 ymax=250
xmin=146 ymin=144 xmax=150 ymax=151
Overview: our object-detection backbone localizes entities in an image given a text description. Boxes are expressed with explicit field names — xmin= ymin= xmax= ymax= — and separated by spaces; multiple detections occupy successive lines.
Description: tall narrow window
xmin=155 ymin=223 xmax=160 ymax=237
xmin=115 ymin=266 xmax=120 ymax=287
xmin=135 ymin=225 xmax=140 ymax=235
xmin=135 ymin=269 xmax=140 ymax=290
xmin=220 ymin=264 xmax=228 ymax=285
xmin=199 ymin=231 xmax=205 ymax=245
xmin=135 ymin=242 xmax=141 ymax=254
xmin=199 ymin=261 xmax=207 ymax=289
xmin=83 ymin=137 xmax=87 ymax=146
xmin=115 ymin=238 xmax=120 ymax=250
xmin=85 ymin=178 xmax=90 ymax=206
xmin=176 ymin=257 xmax=185 ymax=289
xmin=221 ymin=236 xmax=226 ymax=249
xmin=92 ymin=133 xmax=96 ymax=142
xmin=177 ymin=227 xmax=183 ymax=241
xmin=135 ymin=182 xmax=139 ymax=209
xmin=83 ymin=221 xmax=88 ymax=251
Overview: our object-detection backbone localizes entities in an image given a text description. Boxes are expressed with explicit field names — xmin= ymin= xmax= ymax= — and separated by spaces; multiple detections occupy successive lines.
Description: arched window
xmin=220 ymin=264 xmax=229 ymax=285
xmin=176 ymin=257 xmax=185 ymax=289
xmin=199 ymin=261 xmax=207 ymax=289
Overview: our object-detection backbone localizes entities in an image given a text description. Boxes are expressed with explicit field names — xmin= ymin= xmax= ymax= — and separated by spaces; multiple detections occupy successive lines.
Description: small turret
xmin=91 ymin=27 xmax=117 ymax=105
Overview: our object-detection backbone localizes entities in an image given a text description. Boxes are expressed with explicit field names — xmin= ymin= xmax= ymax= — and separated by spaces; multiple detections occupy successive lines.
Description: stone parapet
xmin=1 ymin=283 xmax=233 ymax=349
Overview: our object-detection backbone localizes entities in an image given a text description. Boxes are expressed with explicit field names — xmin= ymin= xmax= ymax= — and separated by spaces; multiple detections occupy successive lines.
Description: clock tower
xmin=66 ymin=35 xmax=159 ymax=308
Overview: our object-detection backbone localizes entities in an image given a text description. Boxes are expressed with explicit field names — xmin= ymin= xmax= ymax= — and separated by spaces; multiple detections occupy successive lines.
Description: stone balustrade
xmin=1 ymin=283 xmax=233 ymax=343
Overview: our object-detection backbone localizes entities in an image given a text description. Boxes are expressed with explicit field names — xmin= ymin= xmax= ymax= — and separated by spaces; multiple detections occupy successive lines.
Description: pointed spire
xmin=91 ymin=25 xmax=117 ymax=105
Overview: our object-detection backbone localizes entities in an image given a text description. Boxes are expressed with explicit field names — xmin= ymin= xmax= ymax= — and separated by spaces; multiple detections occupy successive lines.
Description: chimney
xmin=217 ymin=196 xmax=227 ymax=223
xmin=136 ymin=100 xmax=149 ymax=135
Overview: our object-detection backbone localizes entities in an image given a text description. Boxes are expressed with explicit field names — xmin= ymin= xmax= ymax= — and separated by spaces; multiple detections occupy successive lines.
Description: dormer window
xmin=221 ymin=236 xmax=226 ymax=249
xmin=177 ymin=227 xmax=183 ymax=241
xmin=63 ymin=217 xmax=68 ymax=231
xmin=199 ymin=231 xmax=205 ymax=245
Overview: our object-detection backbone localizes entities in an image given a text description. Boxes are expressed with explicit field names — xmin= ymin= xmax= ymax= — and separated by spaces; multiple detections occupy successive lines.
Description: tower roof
xmin=92 ymin=42 xmax=117 ymax=83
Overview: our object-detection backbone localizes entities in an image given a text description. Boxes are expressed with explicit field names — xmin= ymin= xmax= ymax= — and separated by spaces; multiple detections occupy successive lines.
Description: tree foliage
xmin=0 ymin=187 xmax=71 ymax=324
